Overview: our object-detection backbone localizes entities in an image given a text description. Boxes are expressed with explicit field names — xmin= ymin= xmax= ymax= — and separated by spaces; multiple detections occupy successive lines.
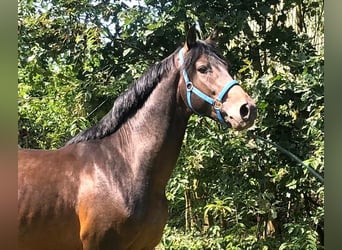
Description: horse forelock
xmin=66 ymin=51 xmax=178 ymax=145
xmin=184 ymin=40 xmax=227 ymax=77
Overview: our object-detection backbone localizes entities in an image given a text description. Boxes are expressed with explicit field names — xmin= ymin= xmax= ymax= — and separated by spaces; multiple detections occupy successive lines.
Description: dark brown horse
xmin=18 ymin=27 xmax=257 ymax=250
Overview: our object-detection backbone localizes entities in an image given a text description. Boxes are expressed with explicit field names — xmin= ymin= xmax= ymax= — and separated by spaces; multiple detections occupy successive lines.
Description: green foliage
xmin=18 ymin=0 xmax=323 ymax=248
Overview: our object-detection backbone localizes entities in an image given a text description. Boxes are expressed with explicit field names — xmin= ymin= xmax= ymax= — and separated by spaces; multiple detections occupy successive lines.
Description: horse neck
xmin=109 ymin=67 xmax=189 ymax=191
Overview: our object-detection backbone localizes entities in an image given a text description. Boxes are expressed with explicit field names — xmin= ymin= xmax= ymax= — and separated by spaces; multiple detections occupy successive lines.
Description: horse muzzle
xmin=221 ymin=98 xmax=257 ymax=131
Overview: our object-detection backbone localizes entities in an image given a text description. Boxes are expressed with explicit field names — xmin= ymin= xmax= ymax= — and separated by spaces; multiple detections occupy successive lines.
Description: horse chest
xmin=119 ymin=193 xmax=169 ymax=249
xmin=78 ymin=173 xmax=169 ymax=249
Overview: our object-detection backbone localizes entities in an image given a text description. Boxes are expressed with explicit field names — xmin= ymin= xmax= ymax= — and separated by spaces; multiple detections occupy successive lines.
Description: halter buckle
xmin=214 ymin=100 xmax=223 ymax=110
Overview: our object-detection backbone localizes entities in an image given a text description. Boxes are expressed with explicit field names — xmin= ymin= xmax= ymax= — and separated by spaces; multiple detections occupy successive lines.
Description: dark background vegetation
xmin=18 ymin=0 xmax=324 ymax=248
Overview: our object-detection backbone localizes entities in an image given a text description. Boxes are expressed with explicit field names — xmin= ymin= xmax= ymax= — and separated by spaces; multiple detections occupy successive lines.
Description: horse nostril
xmin=240 ymin=103 xmax=250 ymax=120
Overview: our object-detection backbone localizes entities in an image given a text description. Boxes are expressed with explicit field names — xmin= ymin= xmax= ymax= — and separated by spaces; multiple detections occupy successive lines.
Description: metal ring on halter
xmin=186 ymin=82 xmax=193 ymax=91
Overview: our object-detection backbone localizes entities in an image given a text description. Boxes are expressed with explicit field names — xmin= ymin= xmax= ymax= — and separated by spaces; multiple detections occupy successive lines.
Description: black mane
xmin=66 ymin=40 xmax=225 ymax=145
xmin=66 ymin=50 xmax=178 ymax=145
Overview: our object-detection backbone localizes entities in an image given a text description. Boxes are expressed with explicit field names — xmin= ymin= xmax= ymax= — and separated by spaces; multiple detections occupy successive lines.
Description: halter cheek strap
xmin=178 ymin=48 xmax=239 ymax=125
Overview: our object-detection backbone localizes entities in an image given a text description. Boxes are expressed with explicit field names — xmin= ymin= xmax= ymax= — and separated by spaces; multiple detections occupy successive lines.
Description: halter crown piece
xmin=178 ymin=48 xmax=239 ymax=126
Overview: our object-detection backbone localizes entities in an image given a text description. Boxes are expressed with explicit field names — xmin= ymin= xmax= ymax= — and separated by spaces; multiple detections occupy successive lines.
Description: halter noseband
xmin=178 ymin=48 xmax=239 ymax=125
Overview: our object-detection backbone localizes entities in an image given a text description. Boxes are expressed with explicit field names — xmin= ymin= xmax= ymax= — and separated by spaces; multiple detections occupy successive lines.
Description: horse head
xmin=177 ymin=26 xmax=257 ymax=130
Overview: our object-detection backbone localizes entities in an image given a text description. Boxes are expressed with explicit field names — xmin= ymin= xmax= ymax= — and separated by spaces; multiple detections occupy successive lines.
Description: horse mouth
xmin=224 ymin=116 xmax=256 ymax=131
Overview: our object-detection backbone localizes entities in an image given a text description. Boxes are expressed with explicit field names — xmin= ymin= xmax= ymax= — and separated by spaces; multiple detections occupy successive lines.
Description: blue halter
xmin=178 ymin=48 xmax=239 ymax=125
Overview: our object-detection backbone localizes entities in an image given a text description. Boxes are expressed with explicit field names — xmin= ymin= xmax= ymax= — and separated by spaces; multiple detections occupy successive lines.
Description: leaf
xmin=286 ymin=179 xmax=297 ymax=190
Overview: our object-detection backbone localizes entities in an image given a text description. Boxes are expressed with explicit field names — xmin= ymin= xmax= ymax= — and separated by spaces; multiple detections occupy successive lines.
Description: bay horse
xmin=18 ymin=27 xmax=257 ymax=250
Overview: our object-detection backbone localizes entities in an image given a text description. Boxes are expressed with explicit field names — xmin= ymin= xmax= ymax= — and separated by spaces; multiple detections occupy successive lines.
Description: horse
xmin=18 ymin=27 xmax=257 ymax=250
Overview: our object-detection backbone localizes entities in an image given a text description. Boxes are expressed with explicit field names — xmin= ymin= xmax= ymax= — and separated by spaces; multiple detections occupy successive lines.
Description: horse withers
xmin=18 ymin=27 xmax=257 ymax=250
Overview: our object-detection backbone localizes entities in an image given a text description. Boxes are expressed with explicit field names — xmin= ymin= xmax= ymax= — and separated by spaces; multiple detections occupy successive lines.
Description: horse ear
xmin=186 ymin=25 xmax=197 ymax=50
xmin=206 ymin=28 xmax=219 ymax=44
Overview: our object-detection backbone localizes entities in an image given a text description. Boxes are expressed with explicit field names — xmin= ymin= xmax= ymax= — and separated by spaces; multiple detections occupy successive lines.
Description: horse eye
xmin=198 ymin=66 xmax=209 ymax=74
